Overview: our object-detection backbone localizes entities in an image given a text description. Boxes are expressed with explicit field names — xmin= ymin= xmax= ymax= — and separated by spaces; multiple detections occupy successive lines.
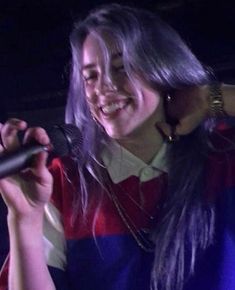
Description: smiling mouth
xmin=100 ymin=99 xmax=132 ymax=115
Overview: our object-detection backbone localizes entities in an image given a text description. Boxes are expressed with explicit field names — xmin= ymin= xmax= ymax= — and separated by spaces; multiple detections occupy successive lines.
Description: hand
xmin=0 ymin=119 xmax=53 ymax=220
xmin=156 ymin=86 xmax=209 ymax=138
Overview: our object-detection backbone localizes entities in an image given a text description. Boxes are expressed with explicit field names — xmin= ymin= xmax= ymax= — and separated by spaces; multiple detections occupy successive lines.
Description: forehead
xmin=82 ymin=32 xmax=120 ymax=66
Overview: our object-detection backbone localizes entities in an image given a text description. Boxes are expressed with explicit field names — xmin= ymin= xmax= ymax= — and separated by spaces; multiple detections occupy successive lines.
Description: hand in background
xmin=156 ymin=86 xmax=209 ymax=138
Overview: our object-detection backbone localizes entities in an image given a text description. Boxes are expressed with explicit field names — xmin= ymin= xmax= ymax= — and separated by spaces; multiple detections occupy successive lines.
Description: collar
xmin=102 ymin=141 xmax=168 ymax=184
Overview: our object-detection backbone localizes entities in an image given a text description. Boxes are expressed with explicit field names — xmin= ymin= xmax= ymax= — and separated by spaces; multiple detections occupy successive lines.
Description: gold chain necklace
xmin=110 ymin=190 xmax=156 ymax=252
xmin=99 ymin=167 xmax=166 ymax=252
xmin=120 ymin=184 xmax=156 ymax=221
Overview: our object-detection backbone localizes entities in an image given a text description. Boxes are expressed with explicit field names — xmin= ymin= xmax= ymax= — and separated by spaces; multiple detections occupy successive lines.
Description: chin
xmin=107 ymin=133 xmax=125 ymax=140
xmin=105 ymin=129 xmax=129 ymax=140
xmin=106 ymin=129 xmax=139 ymax=142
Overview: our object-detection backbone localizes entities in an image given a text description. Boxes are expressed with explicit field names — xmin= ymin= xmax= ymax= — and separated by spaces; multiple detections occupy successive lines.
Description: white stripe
xmin=43 ymin=203 xmax=66 ymax=270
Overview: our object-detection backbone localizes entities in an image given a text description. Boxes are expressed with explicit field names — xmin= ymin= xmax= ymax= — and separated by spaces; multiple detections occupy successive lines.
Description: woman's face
xmin=81 ymin=32 xmax=165 ymax=140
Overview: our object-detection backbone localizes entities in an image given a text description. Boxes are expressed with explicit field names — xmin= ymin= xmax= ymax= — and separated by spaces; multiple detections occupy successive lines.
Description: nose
xmin=94 ymin=74 xmax=117 ymax=95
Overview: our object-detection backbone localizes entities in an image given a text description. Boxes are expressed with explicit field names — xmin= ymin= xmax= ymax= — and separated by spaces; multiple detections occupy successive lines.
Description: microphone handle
xmin=0 ymin=144 xmax=48 ymax=179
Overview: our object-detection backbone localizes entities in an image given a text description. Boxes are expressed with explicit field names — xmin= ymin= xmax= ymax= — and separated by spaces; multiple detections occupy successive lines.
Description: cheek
xmin=86 ymin=98 xmax=97 ymax=116
xmin=86 ymin=101 xmax=100 ymax=122
xmin=85 ymin=85 xmax=97 ymax=105
xmin=122 ymin=80 xmax=135 ymax=95
xmin=84 ymin=84 xmax=93 ymax=98
xmin=85 ymin=95 xmax=101 ymax=121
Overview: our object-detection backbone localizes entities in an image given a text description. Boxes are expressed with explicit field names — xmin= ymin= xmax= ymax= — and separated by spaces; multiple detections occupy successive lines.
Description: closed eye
xmin=83 ymin=72 xmax=98 ymax=84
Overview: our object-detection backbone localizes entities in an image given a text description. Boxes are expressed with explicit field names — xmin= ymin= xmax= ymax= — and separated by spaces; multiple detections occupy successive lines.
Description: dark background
xmin=0 ymin=0 xmax=235 ymax=126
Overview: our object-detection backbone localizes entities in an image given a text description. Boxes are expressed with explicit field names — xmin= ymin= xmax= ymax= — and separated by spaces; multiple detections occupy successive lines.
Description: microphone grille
xmin=46 ymin=124 xmax=83 ymax=158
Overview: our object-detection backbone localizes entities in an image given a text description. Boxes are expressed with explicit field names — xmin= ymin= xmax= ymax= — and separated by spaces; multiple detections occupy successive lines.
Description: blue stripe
xmin=66 ymin=234 xmax=154 ymax=290
xmin=48 ymin=266 xmax=70 ymax=290
xmin=49 ymin=187 xmax=235 ymax=290
xmin=185 ymin=186 xmax=235 ymax=290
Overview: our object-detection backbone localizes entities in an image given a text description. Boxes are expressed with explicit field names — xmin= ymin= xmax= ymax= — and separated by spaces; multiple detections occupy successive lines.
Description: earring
xmin=167 ymin=125 xmax=179 ymax=143
xmin=164 ymin=92 xmax=179 ymax=143
xmin=166 ymin=93 xmax=172 ymax=102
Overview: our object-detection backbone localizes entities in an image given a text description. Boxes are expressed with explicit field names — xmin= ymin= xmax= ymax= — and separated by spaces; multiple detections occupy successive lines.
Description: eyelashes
xmin=83 ymin=65 xmax=127 ymax=85
xmin=83 ymin=73 xmax=97 ymax=84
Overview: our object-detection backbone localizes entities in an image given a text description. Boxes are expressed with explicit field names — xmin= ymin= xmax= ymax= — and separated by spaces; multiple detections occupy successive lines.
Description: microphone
xmin=0 ymin=124 xmax=83 ymax=179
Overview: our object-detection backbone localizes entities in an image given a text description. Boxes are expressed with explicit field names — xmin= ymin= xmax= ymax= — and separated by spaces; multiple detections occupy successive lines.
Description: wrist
xmin=8 ymin=212 xmax=44 ymax=250
xmin=7 ymin=208 xmax=44 ymax=231
xmin=202 ymin=83 xmax=227 ymax=118
xmin=208 ymin=83 xmax=226 ymax=118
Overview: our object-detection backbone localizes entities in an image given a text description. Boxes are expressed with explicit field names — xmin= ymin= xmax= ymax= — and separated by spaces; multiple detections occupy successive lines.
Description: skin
xmin=82 ymin=33 xmax=166 ymax=163
xmin=0 ymin=119 xmax=55 ymax=290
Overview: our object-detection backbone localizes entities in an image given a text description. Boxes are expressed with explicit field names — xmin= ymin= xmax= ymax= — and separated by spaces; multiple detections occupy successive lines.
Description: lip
xmin=99 ymin=98 xmax=132 ymax=118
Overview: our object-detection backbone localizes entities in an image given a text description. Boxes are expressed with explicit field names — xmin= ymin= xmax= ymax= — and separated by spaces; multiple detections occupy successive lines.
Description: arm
xmin=8 ymin=211 xmax=56 ymax=290
xmin=0 ymin=119 xmax=56 ymax=290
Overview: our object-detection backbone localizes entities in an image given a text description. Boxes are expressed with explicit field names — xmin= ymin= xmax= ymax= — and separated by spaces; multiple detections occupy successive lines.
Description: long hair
xmin=66 ymin=4 xmax=215 ymax=290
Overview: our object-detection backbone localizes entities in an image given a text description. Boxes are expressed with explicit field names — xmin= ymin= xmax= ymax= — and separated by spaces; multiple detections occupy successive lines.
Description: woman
xmin=0 ymin=3 xmax=235 ymax=290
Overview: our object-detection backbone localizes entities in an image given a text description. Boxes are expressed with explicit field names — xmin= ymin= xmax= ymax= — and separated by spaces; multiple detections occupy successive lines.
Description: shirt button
xmin=142 ymin=167 xmax=153 ymax=178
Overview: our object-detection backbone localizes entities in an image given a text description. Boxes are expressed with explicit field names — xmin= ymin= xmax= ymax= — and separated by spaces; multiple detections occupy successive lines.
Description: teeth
xmin=101 ymin=102 xmax=125 ymax=114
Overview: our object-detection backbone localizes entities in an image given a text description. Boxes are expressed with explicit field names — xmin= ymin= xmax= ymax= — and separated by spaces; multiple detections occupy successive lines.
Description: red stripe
xmin=0 ymin=254 xmax=9 ymax=290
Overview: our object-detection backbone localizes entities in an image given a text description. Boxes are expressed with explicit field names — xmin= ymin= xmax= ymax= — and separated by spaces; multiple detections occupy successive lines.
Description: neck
xmin=117 ymin=126 xmax=164 ymax=164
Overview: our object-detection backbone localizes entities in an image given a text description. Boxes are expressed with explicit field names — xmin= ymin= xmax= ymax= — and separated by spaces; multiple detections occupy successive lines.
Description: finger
xmin=21 ymin=151 xmax=52 ymax=191
xmin=23 ymin=127 xmax=50 ymax=146
xmin=175 ymin=122 xmax=196 ymax=136
xmin=23 ymin=128 xmax=51 ymax=176
xmin=31 ymin=151 xmax=49 ymax=172
xmin=175 ymin=113 xmax=204 ymax=136
xmin=0 ymin=175 xmax=25 ymax=209
xmin=1 ymin=119 xmax=27 ymax=150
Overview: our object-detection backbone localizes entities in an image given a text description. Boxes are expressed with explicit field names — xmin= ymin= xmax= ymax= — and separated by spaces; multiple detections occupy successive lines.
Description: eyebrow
xmin=82 ymin=52 xmax=122 ymax=71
